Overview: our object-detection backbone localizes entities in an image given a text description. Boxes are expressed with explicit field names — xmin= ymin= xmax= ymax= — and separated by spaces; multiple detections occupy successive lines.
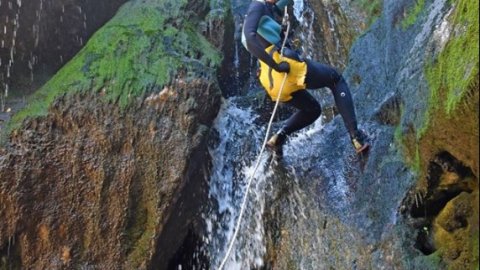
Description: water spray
xmin=218 ymin=7 xmax=291 ymax=269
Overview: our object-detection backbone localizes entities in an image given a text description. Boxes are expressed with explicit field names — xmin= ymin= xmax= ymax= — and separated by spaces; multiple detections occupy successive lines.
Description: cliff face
xmin=261 ymin=0 xmax=478 ymax=269
xmin=0 ymin=80 xmax=218 ymax=269
xmin=298 ymin=0 xmax=366 ymax=68
xmin=0 ymin=0 xmax=227 ymax=269
xmin=0 ymin=0 xmax=478 ymax=269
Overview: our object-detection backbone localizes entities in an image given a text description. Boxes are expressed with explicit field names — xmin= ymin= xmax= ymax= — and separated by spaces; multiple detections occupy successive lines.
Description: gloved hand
xmin=274 ymin=61 xmax=290 ymax=73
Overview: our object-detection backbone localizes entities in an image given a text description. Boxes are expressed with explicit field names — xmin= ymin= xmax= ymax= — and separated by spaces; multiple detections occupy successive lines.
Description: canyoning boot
xmin=266 ymin=131 xmax=287 ymax=159
xmin=351 ymin=129 xmax=370 ymax=154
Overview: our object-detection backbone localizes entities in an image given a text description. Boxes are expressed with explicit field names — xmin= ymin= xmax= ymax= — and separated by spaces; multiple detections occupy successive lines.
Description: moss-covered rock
xmin=261 ymin=0 xmax=478 ymax=268
xmin=398 ymin=0 xmax=479 ymax=268
xmin=401 ymin=0 xmax=427 ymax=29
xmin=0 ymin=0 xmax=227 ymax=269
xmin=6 ymin=0 xmax=222 ymax=134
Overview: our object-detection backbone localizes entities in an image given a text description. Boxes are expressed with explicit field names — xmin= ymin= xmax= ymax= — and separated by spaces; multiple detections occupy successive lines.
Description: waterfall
xmin=202 ymin=100 xmax=327 ymax=269
xmin=203 ymin=99 xmax=271 ymax=269
xmin=199 ymin=1 xmax=333 ymax=268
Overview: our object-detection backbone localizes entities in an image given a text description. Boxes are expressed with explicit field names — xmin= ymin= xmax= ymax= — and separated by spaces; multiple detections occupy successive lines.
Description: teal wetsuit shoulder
xmin=257 ymin=16 xmax=281 ymax=45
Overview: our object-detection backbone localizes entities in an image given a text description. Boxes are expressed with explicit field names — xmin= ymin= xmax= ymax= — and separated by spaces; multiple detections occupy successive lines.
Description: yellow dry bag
xmin=258 ymin=45 xmax=307 ymax=102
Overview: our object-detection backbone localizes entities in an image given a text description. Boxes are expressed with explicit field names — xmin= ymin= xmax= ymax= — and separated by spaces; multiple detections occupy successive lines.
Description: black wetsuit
xmin=243 ymin=0 xmax=359 ymax=137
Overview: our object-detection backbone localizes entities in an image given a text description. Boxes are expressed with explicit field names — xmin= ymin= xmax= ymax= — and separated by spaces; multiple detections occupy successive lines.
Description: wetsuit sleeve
xmin=243 ymin=2 xmax=279 ymax=69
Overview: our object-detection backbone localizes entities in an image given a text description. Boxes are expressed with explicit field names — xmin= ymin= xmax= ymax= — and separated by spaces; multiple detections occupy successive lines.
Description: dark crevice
xmin=403 ymin=151 xmax=477 ymax=256
xmin=410 ymin=183 xmax=469 ymax=218
xmin=432 ymin=151 xmax=475 ymax=181
xmin=414 ymin=226 xmax=436 ymax=255
xmin=0 ymin=235 xmax=22 ymax=270
xmin=372 ymin=94 xmax=403 ymax=126
xmin=150 ymin=133 xmax=211 ymax=270
xmin=410 ymin=151 xmax=475 ymax=219
xmin=453 ymin=215 xmax=468 ymax=230
xmin=167 ymin=227 xmax=210 ymax=270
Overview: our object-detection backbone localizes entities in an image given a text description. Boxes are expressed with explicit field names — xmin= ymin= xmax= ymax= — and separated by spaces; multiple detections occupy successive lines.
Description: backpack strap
xmin=267 ymin=45 xmax=279 ymax=89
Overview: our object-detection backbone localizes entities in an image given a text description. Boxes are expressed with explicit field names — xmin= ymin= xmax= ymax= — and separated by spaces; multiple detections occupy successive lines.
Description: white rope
xmin=218 ymin=8 xmax=291 ymax=270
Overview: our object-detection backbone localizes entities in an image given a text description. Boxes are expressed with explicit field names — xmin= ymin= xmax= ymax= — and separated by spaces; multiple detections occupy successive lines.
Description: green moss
xmin=401 ymin=0 xmax=426 ymax=29
xmin=356 ymin=0 xmax=383 ymax=25
xmin=286 ymin=259 xmax=298 ymax=270
xmin=124 ymin=206 xmax=148 ymax=254
xmin=425 ymin=0 xmax=479 ymax=115
xmin=412 ymin=145 xmax=422 ymax=173
xmin=417 ymin=108 xmax=431 ymax=140
xmin=472 ymin=230 xmax=479 ymax=270
xmin=400 ymin=1 xmax=479 ymax=267
xmin=426 ymin=250 xmax=443 ymax=266
xmin=415 ymin=0 xmax=479 ymax=156
xmin=394 ymin=124 xmax=402 ymax=145
xmin=126 ymin=205 xmax=158 ymax=268
xmin=404 ymin=0 xmax=480 ymax=146
xmin=394 ymin=105 xmax=423 ymax=173
xmin=5 ymin=0 xmax=222 ymax=134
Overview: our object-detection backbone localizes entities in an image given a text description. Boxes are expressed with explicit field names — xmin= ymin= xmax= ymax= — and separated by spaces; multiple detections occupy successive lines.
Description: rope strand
xmin=218 ymin=8 xmax=290 ymax=269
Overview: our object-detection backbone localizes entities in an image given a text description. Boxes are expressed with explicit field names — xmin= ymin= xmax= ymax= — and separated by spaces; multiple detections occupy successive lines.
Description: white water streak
xmin=293 ymin=0 xmax=315 ymax=58
xmin=205 ymin=99 xmax=270 ymax=269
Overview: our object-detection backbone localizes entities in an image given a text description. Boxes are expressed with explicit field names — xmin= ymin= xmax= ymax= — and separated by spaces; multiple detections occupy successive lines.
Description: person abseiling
xmin=242 ymin=0 xmax=369 ymax=158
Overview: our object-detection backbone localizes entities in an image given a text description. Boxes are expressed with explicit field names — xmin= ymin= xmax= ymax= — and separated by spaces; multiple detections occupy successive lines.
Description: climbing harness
xmin=218 ymin=7 xmax=291 ymax=270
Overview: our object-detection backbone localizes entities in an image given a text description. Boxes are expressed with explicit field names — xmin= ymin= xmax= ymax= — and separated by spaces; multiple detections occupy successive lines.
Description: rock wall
xmin=262 ymin=0 xmax=478 ymax=269
xmin=300 ymin=0 xmax=364 ymax=68
xmin=0 ymin=79 xmax=219 ymax=269
xmin=0 ymin=0 xmax=477 ymax=268
xmin=0 ymin=0 xmax=227 ymax=269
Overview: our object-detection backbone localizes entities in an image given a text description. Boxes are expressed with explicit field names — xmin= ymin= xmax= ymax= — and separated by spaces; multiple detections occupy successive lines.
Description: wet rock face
xmin=0 ymin=77 xmax=221 ymax=269
xmin=308 ymin=1 xmax=363 ymax=69
xmin=216 ymin=0 xmax=256 ymax=97
xmin=0 ymin=0 xmax=225 ymax=268
xmin=0 ymin=0 xmax=128 ymax=94
xmin=260 ymin=0 xmax=478 ymax=268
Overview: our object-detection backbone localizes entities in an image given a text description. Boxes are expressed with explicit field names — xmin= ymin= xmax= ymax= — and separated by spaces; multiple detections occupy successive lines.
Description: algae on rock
xmin=0 ymin=0 xmax=228 ymax=269
xmin=7 ymin=0 xmax=222 ymax=134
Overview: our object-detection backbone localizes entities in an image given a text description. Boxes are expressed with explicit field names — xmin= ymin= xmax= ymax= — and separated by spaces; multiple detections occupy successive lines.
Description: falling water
xmin=0 ymin=0 xmax=21 ymax=111
xmin=200 ymin=0 xmax=462 ymax=266
xmin=0 ymin=0 xmax=96 ymax=128
xmin=293 ymin=0 xmax=316 ymax=59
xmin=29 ymin=0 xmax=43 ymax=87
xmin=202 ymin=101 xmax=328 ymax=269
xmin=292 ymin=0 xmax=348 ymax=67
xmin=203 ymin=100 xmax=271 ymax=269
xmin=325 ymin=8 xmax=342 ymax=64
xmin=198 ymin=1 xmax=319 ymax=268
